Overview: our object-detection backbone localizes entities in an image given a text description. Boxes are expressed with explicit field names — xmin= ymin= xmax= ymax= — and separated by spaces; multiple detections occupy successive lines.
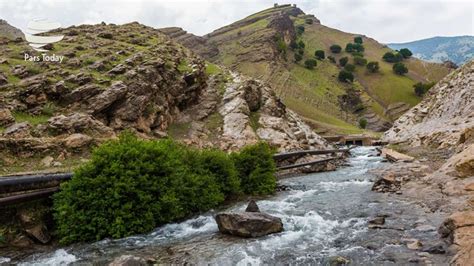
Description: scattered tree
xmin=393 ymin=62 xmax=408 ymax=75
xmin=304 ymin=59 xmax=317 ymax=69
xmin=366 ymin=61 xmax=380 ymax=73
xmin=382 ymin=52 xmax=403 ymax=63
xmin=296 ymin=25 xmax=305 ymax=35
xmin=354 ymin=36 xmax=363 ymax=44
xmin=345 ymin=43 xmax=354 ymax=53
xmin=338 ymin=70 xmax=354 ymax=83
xmin=351 ymin=51 xmax=364 ymax=57
xmin=314 ymin=50 xmax=325 ymax=60
xmin=294 ymin=53 xmax=303 ymax=62
xmin=330 ymin=44 xmax=342 ymax=53
xmin=339 ymin=56 xmax=349 ymax=66
xmin=352 ymin=43 xmax=364 ymax=52
xmin=297 ymin=40 xmax=305 ymax=49
xmin=399 ymin=48 xmax=413 ymax=58
xmin=353 ymin=56 xmax=367 ymax=66
xmin=359 ymin=118 xmax=368 ymax=129
xmin=344 ymin=63 xmax=355 ymax=72
xmin=413 ymin=82 xmax=435 ymax=96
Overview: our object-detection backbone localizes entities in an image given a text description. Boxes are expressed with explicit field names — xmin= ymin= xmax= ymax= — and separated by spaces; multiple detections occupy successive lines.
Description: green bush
xmin=366 ymin=61 xmax=380 ymax=73
xmin=314 ymin=50 xmax=325 ymax=60
xmin=359 ymin=118 xmax=368 ymax=129
xmin=231 ymin=142 xmax=276 ymax=195
xmin=354 ymin=36 xmax=363 ymax=44
xmin=393 ymin=62 xmax=408 ymax=75
xmin=330 ymin=44 xmax=342 ymax=53
xmin=339 ymin=56 xmax=349 ymax=66
xmin=413 ymin=82 xmax=435 ymax=96
xmin=296 ymin=25 xmax=305 ymax=35
xmin=399 ymin=48 xmax=412 ymax=58
xmin=353 ymin=56 xmax=367 ymax=66
xmin=345 ymin=43 xmax=354 ymax=53
xmin=344 ymin=63 xmax=355 ymax=72
xmin=304 ymin=59 xmax=317 ymax=69
xmin=294 ymin=53 xmax=303 ymax=62
xmin=338 ymin=70 xmax=354 ymax=83
xmin=383 ymin=52 xmax=403 ymax=63
xmin=298 ymin=40 xmax=305 ymax=49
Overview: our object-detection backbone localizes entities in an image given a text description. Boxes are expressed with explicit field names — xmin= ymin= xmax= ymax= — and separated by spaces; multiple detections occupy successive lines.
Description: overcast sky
xmin=0 ymin=0 xmax=472 ymax=43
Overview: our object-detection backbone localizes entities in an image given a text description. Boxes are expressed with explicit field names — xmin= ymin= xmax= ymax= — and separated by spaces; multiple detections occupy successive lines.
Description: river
xmin=4 ymin=146 xmax=450 ymax=265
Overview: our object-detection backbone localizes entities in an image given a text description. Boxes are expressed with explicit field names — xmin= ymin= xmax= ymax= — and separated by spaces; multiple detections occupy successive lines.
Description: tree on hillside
xmin=366 ymin=61 xmax=380 ymax=73
xmin=393 ymin=62 xmax=408 ymax=75
xmin=352 ymin=43 xmax=364 ymax=53
xmin=345 ymin=43 xmax=354 ymax=53
xmin=339 ymin=56 xmax=349 ymax=66
xmin=304 ymin=59 xmax=317 ymax=69
xmin=296 ymin=25 xmax=305 ymax=35
xmin=399 ymin=48 xmax=413 ymax=58
xmin=338 ymin=70 xmax=354 ymax=83
xmin=359 ymin=118 xmax=367 ymax=128
xmin=353 ymin=56 xmax=367 ymax=66
xmin=298 ymin=40 xmax=305 ymax=49
xmin=297 ymin=48 xmax=304 ymax=55
xmin=413 ymin=82 xmax=435 ymax=96
xmin=354 ymin=36 xmax=363 ymax=44
xmin=330 ymin=44 xmax=342 ymax=53
xmin=315 ymin=50 xmax=325 ymax=60
xmin=382 ymin=52 xmax=403 ymax=63
xmin=344 ymin=63 xmax=355 ymax=72
xmin=294 ymin=53 xmax=303 ymax=63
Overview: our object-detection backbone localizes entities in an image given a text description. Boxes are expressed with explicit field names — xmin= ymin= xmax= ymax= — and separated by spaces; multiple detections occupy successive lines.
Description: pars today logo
xmin=23 ymin=19 xmax=65 ymax=63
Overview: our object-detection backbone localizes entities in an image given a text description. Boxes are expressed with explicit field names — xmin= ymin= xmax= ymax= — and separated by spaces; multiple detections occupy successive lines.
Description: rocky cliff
xmin=0 ymin=19 xmax=24 ymax=41
xmin=0 ymin=21 xmax=329 ymax=174
xmin=382 ymin=60 xmax=474 ymax=265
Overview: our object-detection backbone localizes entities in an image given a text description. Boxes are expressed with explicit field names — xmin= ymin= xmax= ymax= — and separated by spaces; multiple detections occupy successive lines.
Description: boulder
xmin=381 ymin=148 xmax=414 ymax=162
xmin=245 ymin=200 xmax=260 ymax=212
xmin=89 ymin=81 xmax=128 ymax=113
xmin=64 ymin=133 xmax=92 ymax=149
xmin=108 ymin=255 xmax=147 ymax=266
xmin=371 ymin=174 xmax=401 ymax=193
xmin=40 ymin=156 xmax=54 ymax=167
xmin=48 ymin=113 xmax=114 ymax=136
xmin=215 ymin=211 xmax=283 ymax=238
xmin=108 ymin=64 xmax=128 ymax=75
xmin=368 ymin=216 xmax=385 ymax=225
xmin=3 ymin=122 xmax=31 ymax=138
xmin=0 ymin=108 xmax=14 ymax=126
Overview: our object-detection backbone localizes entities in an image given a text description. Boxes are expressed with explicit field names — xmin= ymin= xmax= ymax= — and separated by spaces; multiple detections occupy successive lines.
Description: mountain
xmin=0 ymin=19 xmax=24 ymax=40
xmin=161 ymin=4 xmax=452 ymax=134
xmin=0 ymin=22 xmax=329 ymax=174
xmin=388 ymin=36 xmax=474 ymax=66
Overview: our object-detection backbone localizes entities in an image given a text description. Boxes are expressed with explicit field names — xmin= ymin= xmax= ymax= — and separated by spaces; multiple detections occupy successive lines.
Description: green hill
xmin=162 ymin=4 xmax=451 ymax=134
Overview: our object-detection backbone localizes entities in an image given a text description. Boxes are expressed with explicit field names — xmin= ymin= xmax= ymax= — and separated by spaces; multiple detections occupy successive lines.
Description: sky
xmin=0 ymin=0 xmax=472 ymax=43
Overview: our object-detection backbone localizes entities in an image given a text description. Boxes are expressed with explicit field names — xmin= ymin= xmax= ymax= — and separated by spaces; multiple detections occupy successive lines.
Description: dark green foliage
xmin=399 ymin=48 xmax=413 ymax=58
xmin=305 ymin=18 xmax=314 ymax=24
xmin=413 ymin=82 xmax=435 ymax=96
xmin=393 ymin=62 xmax=408 ymax=75
xmin=289 ymin=40 xmax=298 ymax=50
xmin=383 ymin=52 xmax=403 ymax=63
xmin=53 ymin=133 xmax=274 ymax=244
xmin=298 ymin=40 xmax=305 ymax=49
xmin=275 ymin=36 xmax=287 ymax=55
xmin=328 ymin=56 xmax=336 ymax=63
xmin=354 ymin=36 xmax=363 ymax=44
xmin=351 ymin=51 xmax=364 ymax=57
xmin=231 ymin=142 xmax=276 ymax=195
xmin=366 ymin=61 xmax=380 ymax=73
xmin=353 ymin=56 xmax=367 ymax=66
xmin=297 ymin=48 xmax=304 ymax=55
xmin=344 ymin=63 xmax=355 ymax=72
xmin=314 ymin=50 xmax=325 ymax=60
xmin=296 ymin=25 xmax=305 ymax=35
xmin=338 ymin=70 xmax=354 ymax=83
xmin=294 ymin=53 xmax=303 ymax=62
xmin=339 ymin=56 xmax=349 ymax=66
xmin=359 ymin=118 xmax=368 ymax=129
xmin=352 ymin=43 xmax=364 ymax=52
xmin=345 ymin=43 xmax=354 ymax=53
xmin=330 ymin=44 xmax=342 ymax=53
xmin=304 ymin=59 xmax=317 ymax=69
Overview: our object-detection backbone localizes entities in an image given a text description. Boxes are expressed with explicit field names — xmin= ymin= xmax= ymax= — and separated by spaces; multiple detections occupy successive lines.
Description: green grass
xmin=12 ymin=111 xmax=51 ymax=125
xmin=177 ymin=59 xmax=192 ymax=73
xmin=249 ymin=112 xmax=261 ymax=132
xmin=205 ymin=62 xmax=222 ymax=75
xmin=167 ymin=122 xmax=191 ymax=139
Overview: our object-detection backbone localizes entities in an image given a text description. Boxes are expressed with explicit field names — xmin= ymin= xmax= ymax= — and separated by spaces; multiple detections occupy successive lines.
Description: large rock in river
xmin=215 ymin=201 xmax=283 ymax=237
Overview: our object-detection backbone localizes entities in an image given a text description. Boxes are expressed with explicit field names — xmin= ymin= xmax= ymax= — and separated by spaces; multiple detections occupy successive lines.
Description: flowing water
xmin=7 ymin=147 xmax=450 ymax=265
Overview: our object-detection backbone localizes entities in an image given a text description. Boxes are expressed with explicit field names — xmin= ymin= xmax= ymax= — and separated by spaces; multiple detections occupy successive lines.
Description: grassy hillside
xmin=197 ymin=5 xmax=451 ymax=134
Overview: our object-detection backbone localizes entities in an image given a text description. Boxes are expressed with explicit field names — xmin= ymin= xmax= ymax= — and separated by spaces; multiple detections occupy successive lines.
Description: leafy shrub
xmin=304 ymin=59 xmax=317 ymax=69
xmin=393 ymin=62 xmax=408 ymax=75
xmin=399 ymin=48 xmax=413 ymax=58
xmin=383 ymin=52 xmax=403 ymax=63
xmin=359 ymin=118 xmax=368 ymax=129
xmin=338 ymin=70 xmax=354 ymax=83
xmin=354 ymin=36 xmax=363 ymax=44
xmin=353 ymin=56 xmax=367 ymax=66
xmin=314 ymin=50 xmax=325 ymax=60
xmin=352 ymin=43 xmax=364 ymax=52
xmin=366 ymin=61 xmax=380 ymax=73
xmin=297 ymin=40 xmax=305 ymax=49
xmin=339 ymin=56 xmax=349 ymax=66
xmin=296 ymin=25 xmax=305 ymax=35
xmin=294 ymin=53 xmax=303 ymax=62
xmin=344 ymin=63 xmax=355 ymax=72
xmin=413 ymin=82 xmax=435 ymax=96
xmin=345 ymin=43 xmax=354 ymax=53
xmin=297 ymin=48 xmax=304 ymax=55
xmin=330 ymin=44 xmax=342 ymax=53
xmin=231 ymin=142 xmax=276 ymax=195
xmin=351 ymin=51 xmax=364 ymax=57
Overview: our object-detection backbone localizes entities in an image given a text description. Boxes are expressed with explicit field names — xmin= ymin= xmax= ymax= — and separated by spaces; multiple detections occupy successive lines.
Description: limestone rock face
xmin=382 ymin=61 xmax=473 ymax=152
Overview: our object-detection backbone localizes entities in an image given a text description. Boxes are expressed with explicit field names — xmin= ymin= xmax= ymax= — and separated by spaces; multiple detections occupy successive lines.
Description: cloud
xmin=0 ymin=0 xmax=472 ymax=43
